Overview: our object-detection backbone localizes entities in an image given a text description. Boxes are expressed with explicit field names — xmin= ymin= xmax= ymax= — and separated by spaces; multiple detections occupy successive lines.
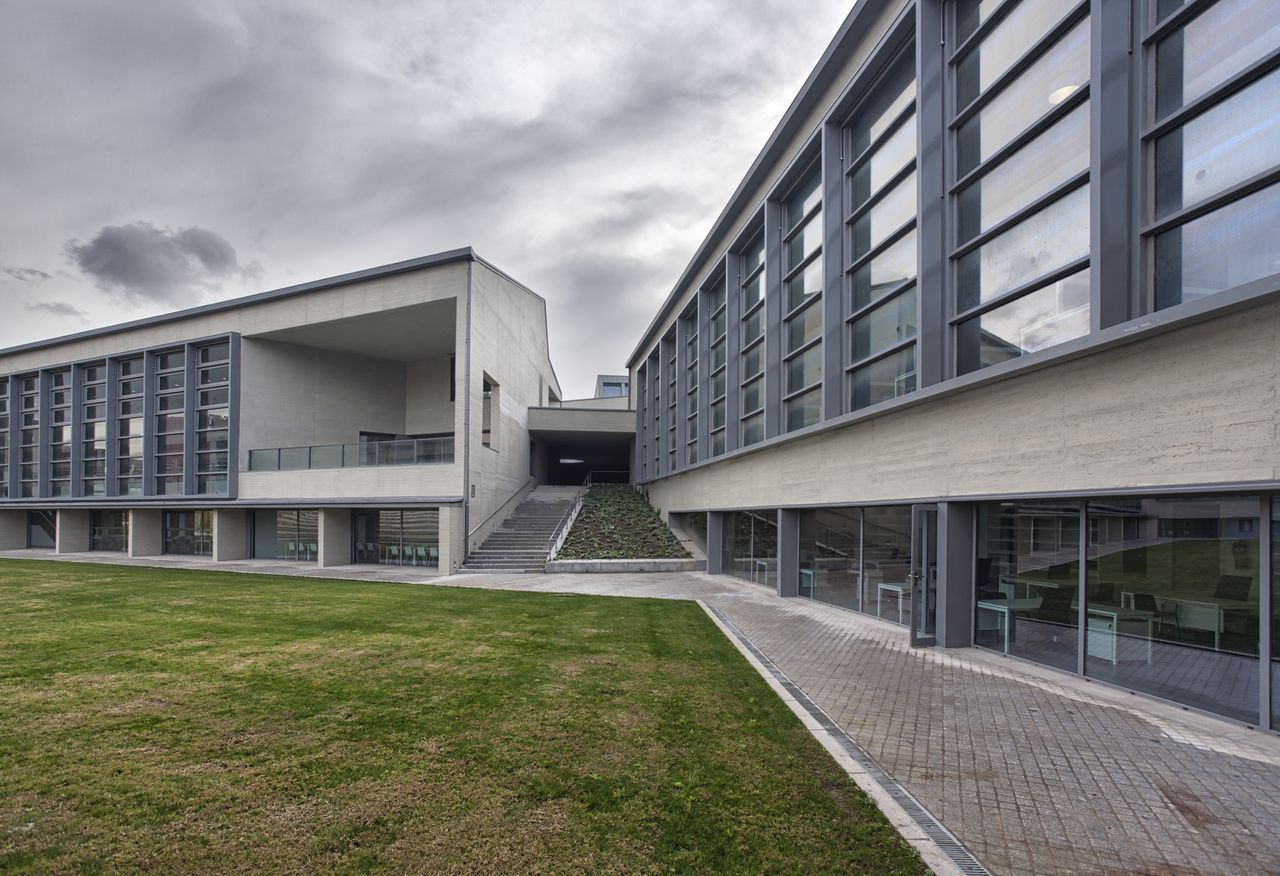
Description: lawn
xmin=0 ymin=560 xmax=924 ymax=874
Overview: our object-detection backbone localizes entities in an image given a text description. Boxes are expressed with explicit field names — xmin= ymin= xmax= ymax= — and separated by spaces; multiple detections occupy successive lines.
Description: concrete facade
xmin=127 ymin=510 xmax=163 ymax=558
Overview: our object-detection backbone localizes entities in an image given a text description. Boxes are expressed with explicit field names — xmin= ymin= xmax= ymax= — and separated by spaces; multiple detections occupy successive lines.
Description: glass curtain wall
xmin=845 ymin=50 xmax=918 ymax=410
xmin=706 ymin=279 xmax=728 ymax=457
xmin=681 ymin=303 xmax=699 ymax=465
xmin=48 ymin=369 xmax=71 ymax=497
xmin=274 ymin=510 xmax=319 ymax=561
xmin=798 ymin=508 xmax=862 ymax=610
xmin=863 ymin=506 xmax=913 ymax=627
xmin=353 ymin=509 xmax=441 ymax=566
xmin=975 ymin=501 xmax=1081 ymax=672
xmin=952 ymin=0 xmax=1092 ymax=374
xmin=154 ymin=349 xmax=186 ymax=495
xmin=90 ymin=510 xmax=128 ymax=552
xmin=0 ymin=390 xmax=7 ymax=500
xmin=781 ymin=164 xmax=824 ymax=431
xmin=1273 ymin=498 xmax=1279 ymax=730
xmin=1086 ymin=496 xmax=1260 ymax=723
xmin=723 ymin=511 xmax=778 ymax=588
xmin=28 ymin=511 xmax=55 ymax=548
xmin=738 ymin=230 xmax=767 ymax=447
xmin=1148 ymin=0 xmax=1280 ymax=310
xmin=19 ymin=375 xmax=39 ymax=498
xmin=663 ymin=332 xmax=677 ymax=471
xmin=117 ymin=358 xmax=145 ymax=497
xmin=195 ymin=342 xmax=231 ymax=495
xmin=80 ymin=364 xmax=107 ymax=497
xmin=164 ymin=510 xmax=212 ymax=556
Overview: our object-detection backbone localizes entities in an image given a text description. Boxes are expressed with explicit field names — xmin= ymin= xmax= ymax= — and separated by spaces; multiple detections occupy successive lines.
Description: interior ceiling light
xmin=559 ymin=458 xmax=584 ymax=464
xmin=1048 ymin=83 xmax=1080 ymax=105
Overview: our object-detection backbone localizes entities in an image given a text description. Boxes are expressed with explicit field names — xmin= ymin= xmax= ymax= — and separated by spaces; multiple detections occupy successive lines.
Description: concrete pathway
xmin=4 ymin=551 xmax=1279 ymax=875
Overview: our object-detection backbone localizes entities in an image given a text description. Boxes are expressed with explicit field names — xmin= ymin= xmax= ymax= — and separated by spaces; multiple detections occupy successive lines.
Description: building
xmin=0 ymin=248 xmax=611 ymax=575
xmin=629 ymin=0 xmax=1280 ymax=730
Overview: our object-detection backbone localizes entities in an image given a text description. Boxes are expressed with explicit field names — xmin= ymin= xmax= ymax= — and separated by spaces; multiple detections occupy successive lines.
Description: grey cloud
xmin=3 ymin=267 xmax=51 ymax=283
xmin=64 ymin=221 xmax=261 ymax=305
xmin=26 ymin=301 xmax=87 ymax=320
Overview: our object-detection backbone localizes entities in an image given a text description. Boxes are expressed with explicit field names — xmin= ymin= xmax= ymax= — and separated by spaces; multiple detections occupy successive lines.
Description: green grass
xmin=558 ymin=485 xmax=691 ymax=560
xmin=0 ymin=560 xmax=923 ymax=874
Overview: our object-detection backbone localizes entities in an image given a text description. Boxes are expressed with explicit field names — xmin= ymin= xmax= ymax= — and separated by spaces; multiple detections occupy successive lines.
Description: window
xmin=269 ymin=510 xmax=319 ymax=561
xmin=782 ymin=163 xmax=823 ymax=430
xmin=681 ymin=302 xmax=699 ymax=465
xmin=952 ymin=0 xmax=1091 ymax=374
xmin=846 ymin=50 xmax=918 ymax=410
xmin=354 ymin=509 xmax=441 ymax=566
xmin=195 ymin=342 xmax=230 ymax=494
xmin=164 ymin=511 xmax=212 ymax=556
xmin=738 ymin=228 xmax=766 ymax=447
xmin=77 ymin=363 xmax=106 ymax=497
xmin=153 ymin=349 xmax=185 ymax=495
xmin=89 ymin=510 xmax=128 ymax=552
xmin=1147 ymin=0 xmax=1280 ymax=311
xmin=481 ymin=375 xmax=500 ymax=451
xmin=704 ymin=276 xmax=727 ymax=457
xmin=0 ymin=392 xmax=8 ymax=500
xmin=18 ymin=375 xmax=38 ymax=498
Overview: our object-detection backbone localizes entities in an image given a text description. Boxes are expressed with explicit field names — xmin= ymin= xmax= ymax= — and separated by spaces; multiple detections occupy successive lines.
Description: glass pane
xmin=199 ymin=409 xmax=229 ymax=430
xmin=157 ymin=352 xmax=185 ymax=370
xmin=156 ymin=413 xmax=185 ymax=433
xmin=798 ymin=508 xmax=862 ymax=610
xmin=851 ymin=345 xmax=916 ymax=411
xmin=957 ymin=0 xmax=1078 ymax=108
xmin=957 ymin=268 xmax=1091 ymax=374
xmin=200 ymin=342 xmax=230 ymax=363
xmin=974 ymin=500 xmax=1080 ymax=672
xmin=848 ymin=58 xmax=916 ymax=155
xmin=785 ymin=256 xmax=822 ymax=312
xmin=852 ymin=288 xmax=917 ymax=363
xmin=118 ymin=359 xmax=142 ymax=376
xmin=956 ymin=0 xmax=1008 ymax=44
xmin=1086 ymin=496 xmax=1259 ymax=724
xmin=851 ymin=171 xmax=917 ymax=262
xmin=786 ymin=300 xmax=823 ymax=353
xmin=957 ymin=183 xmax=1090 ymax=312
xmin=741 ymin=271 xmax=763 ymax=311
xmin=786 ymin=165 xmax=822 ymax=230
xmin=710 ymin=399 xmax=725 ymax=430
xmin=1154 ymin=182 xmax=1280 ymax=310
xmin=741 ymin=233 xmax=765 ymax=276
xmin=785 ymin=388 xmax=821 ymax=432
xmin=742 ymin=307 xmax=763 ymax=346
xmin=199 ymin=388 xmax=230 ymax=408
xmin=957 ymin=100 xmax=1089 ymax=243
xmin=1155 ymin=0 xmax=1280 ymax=119
xmin=710 ymin=369 xmax=726 ymax=400
xmin=119 ymin=417 xmax=143 ymax=437
xmin=197 ymin=431 xmax=228 ymax=452
xmin=851 ymin=229 xmax=917 ymax=314
xmin=786 ymin=213 xmax=822 ymax=272
xmin=155 ymin=434 xmax=184 ymax=454
xmin=158 ymin=373 xmax=185 ymax=391
xmin=956 ymin=18 xmax=1090 ymax=176
xmin=741 ymin=412 xmax=764 ymax=447
xmin=849 ymin=115 xmax=916 ymax=212
xmin=742 ymin=342 xmax=763 ymax=379
xmin=723 ymin=511 xmax=779 ymax=588
xmin=742 ymin=376 xmax=764 ymax=414
xmin=157 ymin=393 xmax=184 ymax=412
xmin=786 ymin=345 xmax=822 ymax=394
xmin=1273 ymin=498 xmax=1279 ymax=729
xmin=862 ymin=506 xmax=913 ymax=626
xmin=1155 ymin=68 xmax=1280 ymax=219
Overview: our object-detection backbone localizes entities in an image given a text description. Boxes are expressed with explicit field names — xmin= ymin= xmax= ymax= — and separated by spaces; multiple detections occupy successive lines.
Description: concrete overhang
xmin=244 ymin=299 xmax=456 ymax=362
xmin=527 ymin=406 xmax=635 ymax=436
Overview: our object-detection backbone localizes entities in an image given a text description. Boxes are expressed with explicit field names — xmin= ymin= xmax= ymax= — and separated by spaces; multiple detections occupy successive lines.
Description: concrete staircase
xmin=460 ymin=486 xmax=581 ymax=572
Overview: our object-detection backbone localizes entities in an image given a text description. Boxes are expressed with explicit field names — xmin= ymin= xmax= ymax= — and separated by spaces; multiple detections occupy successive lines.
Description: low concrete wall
xmin=544 ymin=558 xmax=705 ymax=574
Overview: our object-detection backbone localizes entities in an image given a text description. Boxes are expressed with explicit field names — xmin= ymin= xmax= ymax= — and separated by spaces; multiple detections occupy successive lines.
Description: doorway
xmin=911 ymin=504 xmax=938 ymax=647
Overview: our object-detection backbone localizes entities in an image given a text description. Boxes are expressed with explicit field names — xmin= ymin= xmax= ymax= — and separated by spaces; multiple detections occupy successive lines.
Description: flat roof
xmin=0 ymin=246 xmax=543 ymax=358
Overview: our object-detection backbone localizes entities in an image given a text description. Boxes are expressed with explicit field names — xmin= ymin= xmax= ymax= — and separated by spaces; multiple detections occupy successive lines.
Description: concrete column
xmin=317 ymin=508 xmax=351 ymax=568
xmin=128 ymin=509 xmax=163 ymax=557
xmin=705 ymin=511 xmax=725 ymax=575
xmin=439 ymin=505 xmax=465 ymax=575
xmin=55 ymin=509 xmax=91 ymax=553
xmin=212 ymin=509 xmax=248 ymax=562
xmin=777 ymin=508 xmax=801 ymax=597
xmin=936 ymin=502 xmax=976 ymax=648
xmin=0 ymin=510 xmax=26 ymax=549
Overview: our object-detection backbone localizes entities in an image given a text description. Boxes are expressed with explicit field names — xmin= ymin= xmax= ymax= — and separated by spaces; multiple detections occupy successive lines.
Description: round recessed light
xmin=1048 ymin=83 xmax=1079 ymax=105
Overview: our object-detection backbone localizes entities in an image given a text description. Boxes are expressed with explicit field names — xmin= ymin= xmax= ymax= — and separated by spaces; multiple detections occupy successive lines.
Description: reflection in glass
xmin=89 ymin=510 xmax=129 ymax=552
xmin=957 ymin=101 xmax=1089 ymax=243
xmin=1086 ymin=496 xmax=1259 ymax=723
xmin=956 ymin=0 xmax=1077 ymax=108
xmin=851 ymin=171 xmax=917 ymax=262
xmin=723 ymin=511 xmax=778 ymax=589
xmin=786 ymin=346 xmax=822 ymax=393
xmin=164 ymin=511 xmax=212 ymax=556
xmin=785 ymin=387 xmax=822 ymax=431
xmin=787 ymin=299 xmax=822 ymax=352
xmin=974 ymin=501 xmax=1080 ymax=672
xmin=1154 ymin=183 xmax=1280 ymax=310
xmin=863 ymin=506 xmax=913 ymax=627
xmin=852 ymin=289 xmax=917 ymax=363
xmin=956 ymin=0 xmax=1009 ymax=45
xmin=272 ymin=510 xmax=319 ymax=562
xmin=28 ymin=511 xmax=56 ymax=548
xmin=799 ymin=508 xmax=863 ymax=610
xmin=851 ymin=345 xmax=916 ymax=411
xmin=1155 ymin=68 xmax=1280 ymax=219
xmin=956 ymin=19 xmax=1089 ymax=176
xmin=850 ymin=115 xmax=916 ymax=210
xmin=786 ymin=166 xmax=822 ymax=230
xmin=852 ymin=229 xmax=917 ymax=311
xmin=957 ymin=268 xmax=1090 ymax=374
xmin=957 ymin=183 xmax=1089 ymax=311
xmin=785 ymin=257 xmax=823 ymax=311
xmin=1155 ymin=0 xmax=1280 ymax=120
xmin=742 ymin=377 xmax=763 ymax=415
xmin=741 ymin=412 xmax=764 ymax=446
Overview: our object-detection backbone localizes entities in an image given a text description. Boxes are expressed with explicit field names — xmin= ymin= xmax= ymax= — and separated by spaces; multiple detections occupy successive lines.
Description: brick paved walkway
xmin=5 ymin=552 xmax=1280 ymax=874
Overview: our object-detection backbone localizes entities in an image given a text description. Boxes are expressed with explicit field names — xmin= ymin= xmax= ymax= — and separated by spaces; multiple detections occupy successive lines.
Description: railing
xmin=247 ymin=436 xmax=454 ymax=472
xmin=468 ymin=476 xmax=537 ymax=541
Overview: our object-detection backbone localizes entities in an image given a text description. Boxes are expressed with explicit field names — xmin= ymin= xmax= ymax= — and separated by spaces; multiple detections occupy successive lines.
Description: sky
xmin=0 ymin=0 xmax=853 ymax=398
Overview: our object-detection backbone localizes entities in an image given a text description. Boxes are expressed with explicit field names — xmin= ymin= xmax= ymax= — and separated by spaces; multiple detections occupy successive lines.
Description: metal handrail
xmin=547 ymin=472 xmax=593 ymax=561
xmin=468 ymin=476 xmax=537 ymax=539
xmin=246 ymin=436 xmax=454 ymax=471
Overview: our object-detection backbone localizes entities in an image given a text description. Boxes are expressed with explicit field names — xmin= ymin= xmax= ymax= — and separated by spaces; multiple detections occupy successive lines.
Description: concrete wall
xmin=0 ymin=511 xmax=26 ymax=549
xmin=128 ymin=509 xmax=163 ymax=557
xmin=55 ymin=510 xmax=90 ymax=553
xmin=646 ymin=301 xmax=1280 ymax=513
xmin=0 ymin=260 xmax=470 ymax=375
xmin=405 ymin=356 xmax=455 ymax=434
xmin=527 ymin=407 xmax=636 ymax=434
xmin=317 ymin=509 xmax=352 ymax=567
xmin=439 ymin=505 xmax=465 ymax=575
xmin=238 ymin=464 xmax=463 ymax=500
xmin=212 ymin=510 xmax=248 ymax=561
xmin=240 ymin=339 xmax=407 ymax=466
xmin=466 ymin=263 xmax=561 ymax=546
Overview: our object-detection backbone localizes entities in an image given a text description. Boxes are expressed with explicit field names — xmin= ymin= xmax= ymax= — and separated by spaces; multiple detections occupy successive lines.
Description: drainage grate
xmin=705 ymin=603 xmax=992 ymax=876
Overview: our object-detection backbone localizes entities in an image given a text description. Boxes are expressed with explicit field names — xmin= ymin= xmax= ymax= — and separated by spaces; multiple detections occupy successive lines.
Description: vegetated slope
xmin=556 ymin=485 xmax=690 ymax=560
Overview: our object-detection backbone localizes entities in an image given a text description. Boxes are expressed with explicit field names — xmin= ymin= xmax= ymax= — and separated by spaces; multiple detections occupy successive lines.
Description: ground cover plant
xmin=557 ymin=485 xmax=690 ymax=560
xmin=0 ymin=560 xmax=924 ymax=874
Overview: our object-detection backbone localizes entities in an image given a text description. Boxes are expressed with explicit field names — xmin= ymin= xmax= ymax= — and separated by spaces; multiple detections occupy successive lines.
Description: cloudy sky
xmin=0 ymin=0 xmax=852 ymax=397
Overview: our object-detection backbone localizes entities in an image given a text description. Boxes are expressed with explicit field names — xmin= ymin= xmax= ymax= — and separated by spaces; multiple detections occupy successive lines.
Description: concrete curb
xmin=544 ymin=558 xmax=704 ymax=573
xmin=698 ymin=600 xmax=983 ymax=876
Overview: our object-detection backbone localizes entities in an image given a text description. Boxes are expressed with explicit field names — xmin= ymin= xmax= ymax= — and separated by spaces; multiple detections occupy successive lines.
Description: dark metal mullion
xmin=950 ymin=2 xmax=1091 ymax=129
xmin=949 ymin=172 xmax=1090 ymax=260
xmin=844 ymin=159 xmax=917 ymax=225
xmin=844 ymin=103 xmax=917 ymax=176
xmin=949 ymin=255 xmax=1092 ymax=324
xmin=782 ymin=335 xmax=822 ymax=364
xmin=1076 ymin=500 xmax=1088 ymax=676
xmin=782 ymin=289 xmax=823 ymax=324
xmin=918 ymin=0 xmax=948 ymax=389
xmin=846 ymin=280 xmax=917 ymax=325
xmin=949 ymin=86 xmax=1090 ymax=194
xmin=1141 ymin=0 xmax=1216 ymax=45
xmin=1257 ymin=494 xmax=1271 ymax=732
xmin=844 ymin=217 xmax=916 ymax=275
xmin=741 ymin=261 xmax=764 ymax=287
xmin=845 ymin=335 xmax=917 ymax=373
xmin=1140 ymin=166 xmax=1280 ymax=238
xmin=1141 ymin=47 xmax=1280 ymax=141
xmin=227 ymin=334 xmax=240 ymax=498
xmin=782 ymin=379 xmax=823 ymax=404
